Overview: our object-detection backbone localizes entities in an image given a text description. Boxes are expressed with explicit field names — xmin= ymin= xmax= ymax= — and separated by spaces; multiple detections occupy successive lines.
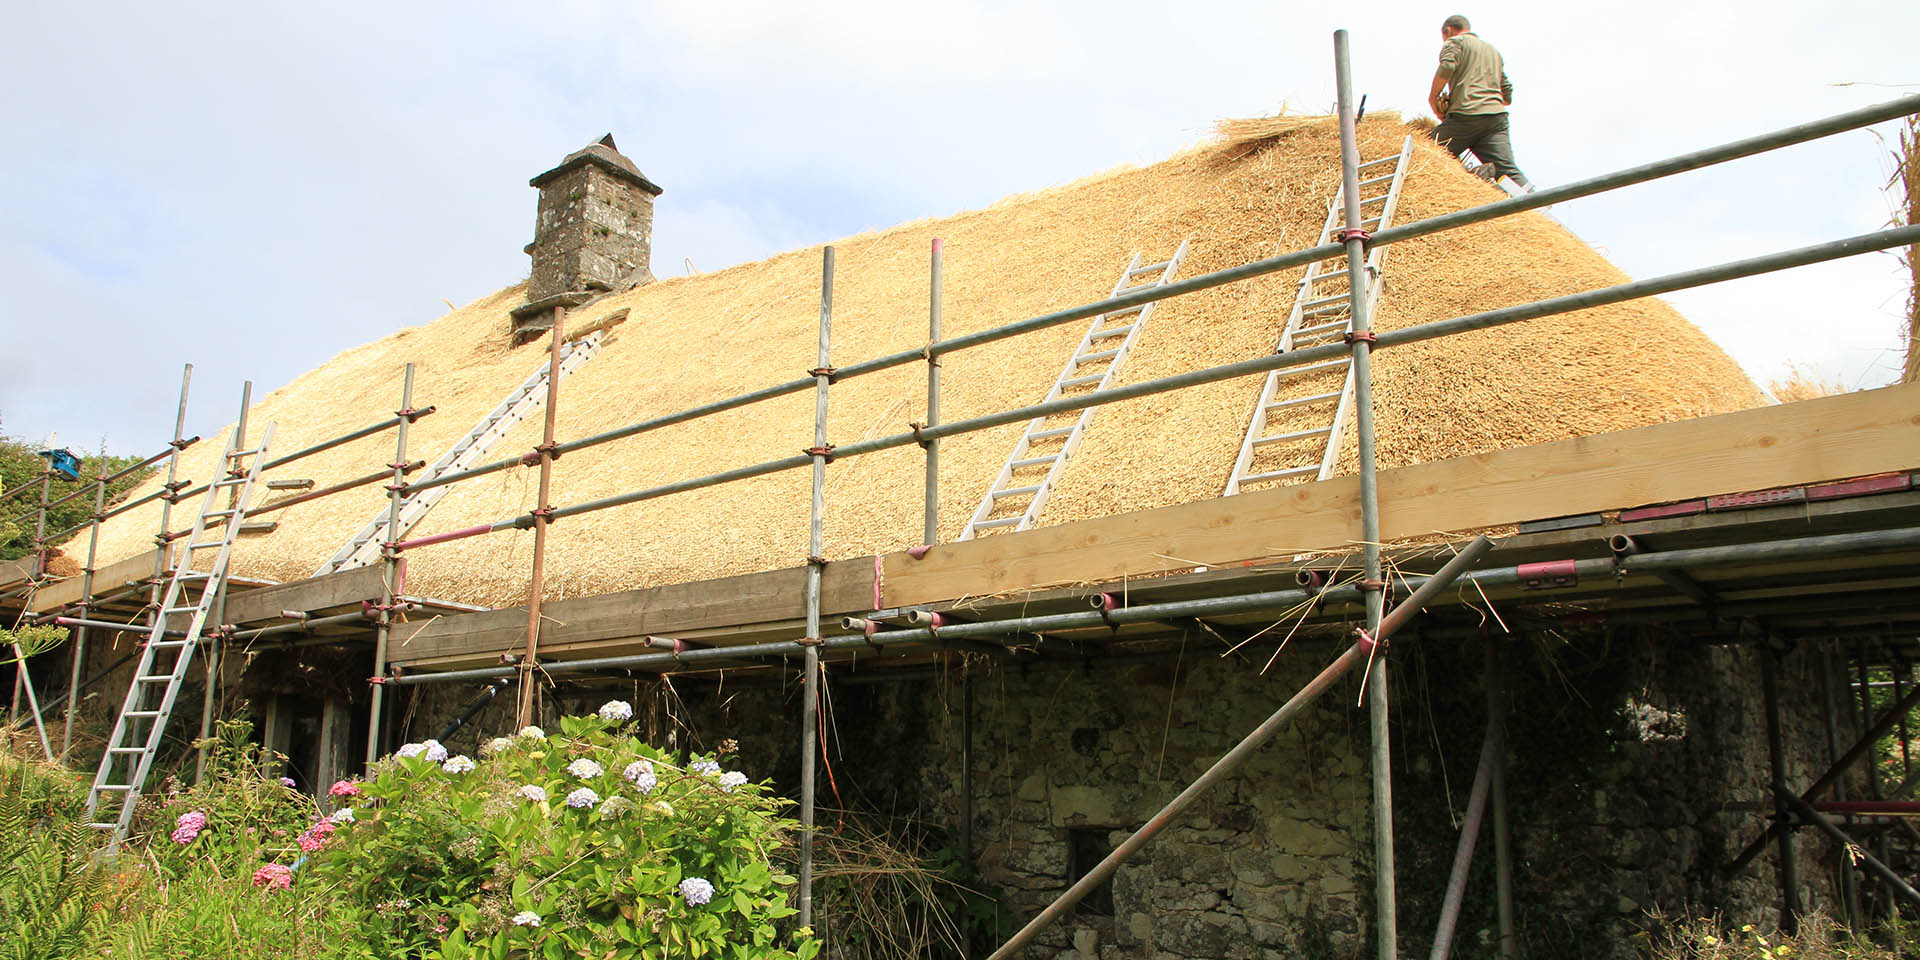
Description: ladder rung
xmin=1010 ymin=455 xmax=1059 ymax=469
xmin=186 ymin=541 xmax=225 ymax=550
xmin=1303 ymin=302 xmax=1351 ymax=318
xmin=1266 ymin=390 xmax=1343 ymax=412
xmin=1241 ymin=465 xmax=1321 ymax=484
xmin=1075 ymin=348 xmax=1121 ymax=365
xmin=135 ymin=675 xmax=173 ymax=683
xmin=206 ymin=509 xmax=238 ymax=518
xmin=213 ymin=478 xmax=249 ymax=488
xmin=1359 ymin=193 xmax=1389 ymax=206
xmin=1088 ymin=325 xmax=1135 ymax=341
xmin=1276 ymin=359 xmax=1350 ymax=379
xmin=1301 ymin=293 xmax=1351 ymax=310
xmin=1028 ymin=426 xmax=1075 ymax=440
xmin=95 ymin=784 xmax=134 ymax=792
xmin=1127 ymin=260 xmax=1172 ymax=277
xmin=1358 ymin=155 xmax=1399 ymax=169
xmin=148 ymin=640 xmax=190 ymax=649
xmin=1297 ymin=319 xmax=1352 ymax=336
xmin=1254 ymin=426 xmax=1335 ymax=446
xmin=108 ymin=746 xmax=147 ymax=754
xmin=1059 ymin=374 xmax=1105 ymax=389
xmin=971 ymin=516 xmax=1024 ymax=531
xmin=992 ymin=485 xmax=1043 ymax=499
xmin=1358 ymin=172 xmax=1397 ymax=188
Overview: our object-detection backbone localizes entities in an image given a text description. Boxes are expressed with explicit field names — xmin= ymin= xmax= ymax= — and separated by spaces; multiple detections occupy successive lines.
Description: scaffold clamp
xmin=397 ymin=405 xmax=437 ymax=422
xmin=805 ymin=444 xmax=837 ymax=462
xmin=1344 ymin=330 xmax=1378 ymax=345
xmin=808 ymin=366 xmax=838 ymax=382
xmin=1337 ymin=227 xmax=1372 ymax=244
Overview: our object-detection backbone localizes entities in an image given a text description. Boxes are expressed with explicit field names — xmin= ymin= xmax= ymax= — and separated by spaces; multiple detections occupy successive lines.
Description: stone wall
xmin=395 ymin=626 xmax=1857 ymax=960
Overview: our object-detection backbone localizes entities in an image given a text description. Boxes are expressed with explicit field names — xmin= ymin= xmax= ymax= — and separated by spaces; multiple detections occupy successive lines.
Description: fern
xmin=0 ymin=752 xmax=120 ymax=960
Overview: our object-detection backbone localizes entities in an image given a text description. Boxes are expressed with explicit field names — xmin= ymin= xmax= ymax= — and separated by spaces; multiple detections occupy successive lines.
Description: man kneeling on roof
xmin=1427 ymin=14 xmax=1532 ymax=190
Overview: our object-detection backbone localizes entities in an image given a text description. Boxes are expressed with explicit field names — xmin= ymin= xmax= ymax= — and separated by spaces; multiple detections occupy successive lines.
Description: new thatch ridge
xmin=78 ymin=115 xmax=1763 ymax=607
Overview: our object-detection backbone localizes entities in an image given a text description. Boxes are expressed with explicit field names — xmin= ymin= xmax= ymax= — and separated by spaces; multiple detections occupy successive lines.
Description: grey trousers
xmin=1433 ymin=112 xmax=1529 ymax=186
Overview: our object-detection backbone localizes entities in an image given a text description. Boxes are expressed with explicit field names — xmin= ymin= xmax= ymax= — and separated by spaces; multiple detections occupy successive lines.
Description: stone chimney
xmin=509 ymin=134 xmax=663 ymax=341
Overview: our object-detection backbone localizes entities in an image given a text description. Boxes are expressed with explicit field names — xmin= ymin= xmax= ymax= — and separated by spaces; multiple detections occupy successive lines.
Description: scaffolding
xmin=6 ymin=29 xmax=1920 ymax=957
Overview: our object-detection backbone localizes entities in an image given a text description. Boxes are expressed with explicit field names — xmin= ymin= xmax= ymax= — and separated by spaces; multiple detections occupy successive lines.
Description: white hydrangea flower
xmin=329 ymin=806 xmax=356 ymax=824
xmin=483 ymin=736 xmax=515 ymax=757
xmin=421 ymin=739 xmax=449 ymax=763
xmin=442 ymin=755 xmax=476 ymax=774
xmin=624 ymin=760 xmax=658 ymax=795
xmin=510 ymin=911 xmax=541 ymax=927
xmin=517 ymin=784 xmax=547 ymax=803
xmin=690 ymin=759 xmax=720 ymax=776
xmin=395 ymin=743 xmax=426 ymax=759
xmin=564 ymin=787 xmax=601 ymax=809
xmin=597 ymin=700 xmax=633 ymax=721
xmin=518 ymin=725 xmax=546 ymax=740
xmin=679 ymin=877 xmax=715 ymax=906
xmin=718 ymin=771 xmax=749 ymax=793
xmin=599 ymin=795 xmax=635 ymax=819
xmin=646 ymin=800 xmax=675 ymax=817
xmin=566 ymin=758 xmax=604 ymax=779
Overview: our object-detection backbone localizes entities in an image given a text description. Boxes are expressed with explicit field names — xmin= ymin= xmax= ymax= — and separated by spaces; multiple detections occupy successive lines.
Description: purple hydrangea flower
xmin=564 ymin=787 xmax=601 ymax=810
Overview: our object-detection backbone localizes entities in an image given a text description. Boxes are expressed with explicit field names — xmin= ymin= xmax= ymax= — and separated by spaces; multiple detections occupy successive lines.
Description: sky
xmin=2 ymin=0 xmax=1914 ymax=454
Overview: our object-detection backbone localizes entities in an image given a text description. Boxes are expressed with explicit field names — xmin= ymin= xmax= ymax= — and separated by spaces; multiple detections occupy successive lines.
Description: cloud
xmin=1 ymin=0 xmax=1915 ymax=451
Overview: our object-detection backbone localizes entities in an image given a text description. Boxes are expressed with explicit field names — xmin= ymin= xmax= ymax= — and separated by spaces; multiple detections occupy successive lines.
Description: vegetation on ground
xmin=1641 ymin=912 xmax=1916 ymax=959
xmin=0 ymin=707 xmax=822 ymax=959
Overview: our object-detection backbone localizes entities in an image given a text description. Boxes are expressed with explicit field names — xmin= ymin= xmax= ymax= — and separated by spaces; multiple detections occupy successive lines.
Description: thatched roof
xmin=79 ymin=115 xmax=1763 ymax=607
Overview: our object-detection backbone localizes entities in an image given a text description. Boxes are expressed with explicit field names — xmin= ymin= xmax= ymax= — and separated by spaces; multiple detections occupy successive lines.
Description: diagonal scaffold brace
xmin=985 ymin=534 xmax=1496 ymax=959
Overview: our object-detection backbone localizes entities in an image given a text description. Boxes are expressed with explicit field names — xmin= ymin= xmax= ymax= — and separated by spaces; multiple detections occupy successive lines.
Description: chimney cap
xmin=530 ymin=133 xmax=663 ymax=196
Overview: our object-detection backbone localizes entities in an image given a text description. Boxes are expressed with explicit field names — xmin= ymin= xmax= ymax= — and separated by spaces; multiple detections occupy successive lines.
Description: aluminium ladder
xmin=88 ymin=423 xmax=275 ymax=845
xmin=313 ymin=331 xmax=604 ymax=576
xmin=1223 ymin=136 xmax=1413 ymax=496
xmin=959 ymin=240 xmax=1189 ymax=540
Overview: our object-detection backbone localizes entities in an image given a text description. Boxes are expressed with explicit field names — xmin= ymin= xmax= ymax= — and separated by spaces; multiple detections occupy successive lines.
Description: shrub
xmin=308 ymin=705 xmax=821 ymax=960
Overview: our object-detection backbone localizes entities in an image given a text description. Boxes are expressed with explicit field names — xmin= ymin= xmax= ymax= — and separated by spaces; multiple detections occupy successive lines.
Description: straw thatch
xmin=78 ymin=115 xmax=1762 ymax=607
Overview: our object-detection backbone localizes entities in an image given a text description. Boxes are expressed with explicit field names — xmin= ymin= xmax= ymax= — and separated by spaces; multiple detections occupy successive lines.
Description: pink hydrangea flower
xmin=278 ymin=777 xmax=296 ymax=788
xmin=328 ymin=779 xmax=361 ymax=798
xmin=252 ymin=863 xmax=294 ymax=891
xmin=296 ymin=817 xmax=337 ymax=853
xmin=171 ymin=810 xmax=207 ymax=844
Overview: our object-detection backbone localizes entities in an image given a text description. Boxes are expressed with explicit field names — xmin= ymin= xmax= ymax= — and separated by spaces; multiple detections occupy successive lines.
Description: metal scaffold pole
xmin=367 ymin=363 xmax=414 ymax=761
xmin=799 ymin=245 xmax=834 ymax=929
xmin=146 ymin=364 xmax=194 ymax=671
xmin=1486 ymin=633 xmax=1517 ymax=957
xmin=197 ymin=380 xmax=249 ymax=783
xmin=518 ymin=307 xmax=567 ymax=729
xmin=1332 ymin=29 xmax=1396 ymax=960
xmin=924 ymin=237 xmax=943 ymax=548
xmin=61 ymin=441 xmax=111 ymax=756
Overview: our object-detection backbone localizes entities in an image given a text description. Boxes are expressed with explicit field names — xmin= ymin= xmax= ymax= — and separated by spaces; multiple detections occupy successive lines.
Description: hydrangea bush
xmin=306 ymin=703 xmax=818 ymax=960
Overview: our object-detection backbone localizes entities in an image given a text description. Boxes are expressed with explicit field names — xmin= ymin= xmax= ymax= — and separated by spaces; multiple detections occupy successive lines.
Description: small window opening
xmin=1066 ymin=827 xmax=1117 ymax=916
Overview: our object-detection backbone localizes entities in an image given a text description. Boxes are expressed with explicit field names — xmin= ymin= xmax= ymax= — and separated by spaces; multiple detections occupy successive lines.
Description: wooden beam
xmin=223 ymin=566 xmax=386 ymax=624
xmin=0 ymin=555 xmax=35 ymax=589
xmin=28 ymin=548 xmax=169 ymax=613
xmin=388 ymin=558 xmax=876 ymax=667
xmin=880 ymin=382 xmax=1920 ymax=607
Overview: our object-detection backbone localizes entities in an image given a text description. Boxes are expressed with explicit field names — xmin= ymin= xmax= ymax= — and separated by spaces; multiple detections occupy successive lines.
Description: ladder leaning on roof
xmin=313 ymin=330 xmax=604 ymax=576
xmin=959 ymin=240 xmax=1189 ymax=540
xmin=1223 ymin=135 xmax=1413 ymax=496
xmin=87 ymin=423 xmax=275 ymax=847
